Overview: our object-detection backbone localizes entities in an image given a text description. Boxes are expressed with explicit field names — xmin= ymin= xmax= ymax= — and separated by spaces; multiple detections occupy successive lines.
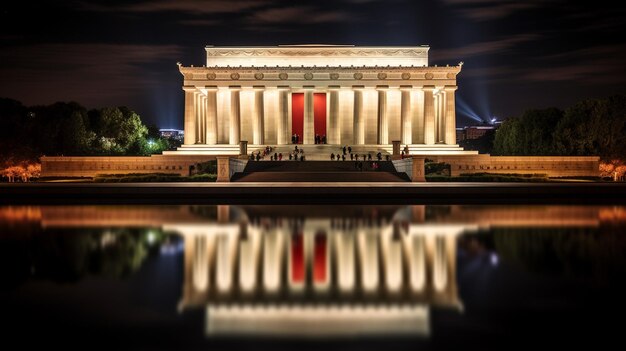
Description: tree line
xmin=0 ymin=98 xmax=178 ymax=166
xmin=492 ymin=95 xmax=626 ymax=160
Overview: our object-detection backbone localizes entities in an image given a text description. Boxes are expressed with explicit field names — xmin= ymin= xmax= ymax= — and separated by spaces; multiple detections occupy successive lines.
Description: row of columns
xmin=180 ymin=224 xmax=460 ymax=297
xmin=183 ymin=85 xmax=457 ymax=146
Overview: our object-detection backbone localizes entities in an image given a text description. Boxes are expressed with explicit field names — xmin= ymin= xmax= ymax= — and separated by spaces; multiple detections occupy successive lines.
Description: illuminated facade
xmin=39 ymin=46 xmax=600 ymax=179
xmin=169 ymin=45 xmax=471 ymax=155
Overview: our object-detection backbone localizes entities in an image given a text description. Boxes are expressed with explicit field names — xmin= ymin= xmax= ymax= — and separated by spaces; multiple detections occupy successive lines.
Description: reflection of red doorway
xmin=291 ymin=93 xmax=327 ymax=143
xmin=291 ymin=231 xmax=305 ymax=283
xmin=314 ymin=232 xmax=327 ymax=283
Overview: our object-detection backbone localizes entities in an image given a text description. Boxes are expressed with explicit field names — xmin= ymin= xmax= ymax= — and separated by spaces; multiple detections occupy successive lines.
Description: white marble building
xmin=172 ymin=45 xmax=463 ymax=155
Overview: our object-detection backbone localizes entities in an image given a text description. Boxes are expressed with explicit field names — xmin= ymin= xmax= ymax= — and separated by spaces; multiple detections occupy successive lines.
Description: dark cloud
xmin=439 ymin=0 xmax=549 ymax=21
xmin=80 ymin=0 xmax=271 ymax=14
xmin=0 ymin=43 xmax=181 ymax=104
xmin=178 ymin=19 xmax=223 ymax=27
xmin=432 ymin=34 xmax=540 ymax=61
xmin=247 ymin=6 xmax=352 ymax=24
xmin=522 ymin=45 xmax=626 ymax=84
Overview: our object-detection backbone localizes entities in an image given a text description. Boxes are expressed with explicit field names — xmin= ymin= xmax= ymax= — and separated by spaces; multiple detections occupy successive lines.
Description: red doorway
xmin=291 ymin=93 xmax=327 ymax=143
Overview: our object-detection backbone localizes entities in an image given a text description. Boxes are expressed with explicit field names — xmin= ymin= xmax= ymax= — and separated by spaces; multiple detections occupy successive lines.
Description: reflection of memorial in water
xmin=25 ymin=204 xmax=626 ymax=337
xmin=173 ymin=206 xmax=466 ymax=337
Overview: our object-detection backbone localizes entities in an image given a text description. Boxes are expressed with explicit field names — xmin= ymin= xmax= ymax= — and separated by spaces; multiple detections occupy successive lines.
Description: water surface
xmin=1 ymin=205 xmax=625 ymax=350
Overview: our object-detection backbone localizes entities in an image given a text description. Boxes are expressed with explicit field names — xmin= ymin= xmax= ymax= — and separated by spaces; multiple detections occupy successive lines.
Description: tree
xmin=493 ymin=108 xmax=563 ymax=155
xmin=91 ymin=106 xmax=148 ymax=155
xmin=29 ymin=102 xmax=94 ymax=156
xmin=554 ymin=95 xmax=626 ymax=160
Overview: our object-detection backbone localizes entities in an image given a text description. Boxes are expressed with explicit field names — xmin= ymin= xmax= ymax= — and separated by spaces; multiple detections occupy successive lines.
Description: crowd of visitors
xmin=330 ymin=145 xmax=391 ymax=163
xmin=249 ymin=144 xmax=396 ymax=162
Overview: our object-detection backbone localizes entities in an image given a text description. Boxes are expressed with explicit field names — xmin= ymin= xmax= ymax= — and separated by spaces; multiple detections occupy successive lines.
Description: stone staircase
xmin=231 ymin=160 xmax=410 ymax=182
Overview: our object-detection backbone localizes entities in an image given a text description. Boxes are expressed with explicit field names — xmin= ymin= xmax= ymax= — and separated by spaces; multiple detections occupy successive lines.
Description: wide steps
xmin=232 ymin=161 xmax=409 ymax=182
xmin=232 ymin=171 xmax=408 ymax=182
xmin=242 ymin=161 xmax=397 ymax=173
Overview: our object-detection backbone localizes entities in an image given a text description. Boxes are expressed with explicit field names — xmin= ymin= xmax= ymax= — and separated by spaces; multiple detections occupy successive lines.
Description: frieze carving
xmin=279 ymin=72 xmax=288 ymax=80
xmin=425 ymin=72 xmax=434 ymax=80
xmin=447 ymin=72 xmax=456 ymax=79
xmin=254 ymin=72 xmax=264 ymax=80
xmin=377 ymin=72 xmax=387 ymax=80
xmin=206 ymin=49 xmax=428 ymax=58
xmin=353 ymin=72 xmax=363 ymax=80
xmin=230 ymin=73 xmax=240 ymax=80
xmin=207 ymin=72 xmax=216 ymax=80
xmin=401 ymin=72 xmax=411 ymax=80
xmin=304 ymin=72 xmax=313 ymax=80
xmin=330 ymin=73 xmax=339 ymax=80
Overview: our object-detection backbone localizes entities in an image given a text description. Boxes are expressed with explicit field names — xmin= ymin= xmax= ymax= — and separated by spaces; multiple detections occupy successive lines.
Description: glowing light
xmin=456 ymin=96 xmax=484 ymax=123
xmin=490 ymin=252 xmax=499 ymax=266
xmin=147 ymin=231 xmax=156 ymax=244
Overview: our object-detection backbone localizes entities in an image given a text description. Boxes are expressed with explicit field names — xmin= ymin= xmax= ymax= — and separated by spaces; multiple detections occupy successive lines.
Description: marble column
xmin=422 ymin=86 xmax=436 ymax=145
xmin=438 ymin=91 xmax=445 ymax=143
xmin=353 ymin=87 xmax=365 ymax=145
xmin=253 ymin=87 xmax=265 ymax=145
xmin=303 ymin=88 xmax=314 ymax=144
xmin=205 ymin=87 xmax=218 ymax=145
xmin=444 ymin=85 xmax=458 ymax=145
xmin=400 ymin=86 xmax=412 ymax=145
xmin=377 ymin=86 xmax=388 ymax=145
xmin=198 ymin=94 xmax=206 ymax=144
xmin=183 ymin=86 xmax=197 ymax=145
xmin=434 ymin=92 xmax=440 ymax=144
xmin=328 ymin=86 xmax=340 ymax=144
xmin=277 ymin=87 xmax=290 ymax=145
xmin=229 ymin=87 xmax=241 ymax=145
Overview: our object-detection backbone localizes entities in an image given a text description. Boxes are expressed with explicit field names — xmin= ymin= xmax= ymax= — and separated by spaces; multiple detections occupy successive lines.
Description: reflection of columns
xmin=303 ymin=88 xmax=314 ymax=144
xmin=400 ymin=86 xmax=412 ymax=145
xmin=205 ymin=87 xmax=218 ymax=145
xmin=353 ymin=87 xmax=364 ymax=144
xmin=422 ymin=86 xmax=435 ymax=145
xmin=335 ymin=231 xmax=355 ymax=293
xmin=408 ymin=235 xmax=426 ymax=292
xmin=277 ymin=87 xmax=290 ymax=145
xmin=239 ymin=230 xmax=258 ymax=293
xmin=216 ymin=234 xmax=234 ymax=293
xmin=384 ymin=231 xmax=403 ymax=293
xmin=229 ymin=87 xmax=241 ymax=145
xmin=192 ymin=235 xmax=209 ymax=292
xmin=433 ymin=236 xmax=448 ymax=292
xmin=183 ymin=86 xmax=197 ymax=145
xmin=263 ymin=230 xmax=283 ymax=294
xmin=444 ymin=85 xmax=458 ymax=145
xmin=253 ymin=87 xmax=264 ymax=145
xmin=377 ymin=86 xmax=388 ymax=144
xmin=359 ymin=230 xmax=379 ymax=293
xmin=328 ymin=86 xmax=340 ymax=144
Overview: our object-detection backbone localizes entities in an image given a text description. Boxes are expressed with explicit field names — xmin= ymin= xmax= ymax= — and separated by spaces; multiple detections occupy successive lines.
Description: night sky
xmin=2 ymin=0 xmax=625 ymax=128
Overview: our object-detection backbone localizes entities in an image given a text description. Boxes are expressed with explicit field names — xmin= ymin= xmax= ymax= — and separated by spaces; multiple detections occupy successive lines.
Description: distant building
xmin=456 ymin=125 xmax=496 ymax=143
xmin=159 ymin=129 xmax=184 ymax=141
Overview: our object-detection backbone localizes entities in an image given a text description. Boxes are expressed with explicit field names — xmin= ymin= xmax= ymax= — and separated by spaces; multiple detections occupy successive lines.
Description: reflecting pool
xmin=1 ymin=205 xmax=625 ymax=349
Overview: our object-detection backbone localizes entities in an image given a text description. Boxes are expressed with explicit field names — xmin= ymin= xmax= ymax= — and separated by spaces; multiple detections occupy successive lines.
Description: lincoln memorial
xmin=40 ymin=45 xmax=600 ymax=179
xmin=171 ymin=45 xmax=464 ymax=155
